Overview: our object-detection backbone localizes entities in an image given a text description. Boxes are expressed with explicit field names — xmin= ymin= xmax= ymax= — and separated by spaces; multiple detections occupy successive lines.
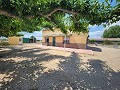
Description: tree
xmin=103 ymin=25 xmax=120 ymax=38
xmin=30 ymin=36 xmax=35 ymax=39
xmin=0 ymin=0 xmax=120 ymax=37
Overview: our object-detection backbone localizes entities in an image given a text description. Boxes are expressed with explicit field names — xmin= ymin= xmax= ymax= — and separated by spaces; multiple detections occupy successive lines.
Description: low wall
xmin=42 ymin=42 xmax=86 ymax=49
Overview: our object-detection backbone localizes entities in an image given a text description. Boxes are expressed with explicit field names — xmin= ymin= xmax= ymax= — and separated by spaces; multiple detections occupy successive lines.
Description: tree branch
xmin=25 ymin=7 xmax=78 ymax=19
xmin=0 ymin=7 xmax=78 ymax=20
xmin=44 ymin=7 xmax=78 ymax=18
xmin=0 ymin=10 xmax=20 ymax=19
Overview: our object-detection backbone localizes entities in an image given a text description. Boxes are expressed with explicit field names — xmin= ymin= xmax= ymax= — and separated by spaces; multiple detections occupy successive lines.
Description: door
xmin=46 ymin=37 xmax=49 ymax=45
xmin=52 ymin=37 xmax=56 ymax=46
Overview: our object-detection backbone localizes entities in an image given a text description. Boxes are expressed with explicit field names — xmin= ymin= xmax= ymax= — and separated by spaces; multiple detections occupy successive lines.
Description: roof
xmin=89 ymin=38 xmax=120 ymax=41
xmin=42 ymin=28 xmax=59 ymax=31
xmin=43 ymin=34 xmax=72 ymax=37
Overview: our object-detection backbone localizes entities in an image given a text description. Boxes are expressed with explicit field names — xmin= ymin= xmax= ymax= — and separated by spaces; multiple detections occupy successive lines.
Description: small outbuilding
xmin=23 ymin=38 xmax=30 ymax=43
xmin=8 ymin=36 xmax=23 ymax=45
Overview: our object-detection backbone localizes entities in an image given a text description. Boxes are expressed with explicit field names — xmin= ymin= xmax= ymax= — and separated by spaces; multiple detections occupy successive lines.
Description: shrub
xmin=0 ymin=42 xmax=10 ymax=46
xmin=103 ymin=40 xmax=112 ymax=45
xmin=89 ymin=40 xmax=96 ymax=44
xmin=117 ymin=42 xmax=120 ymax=45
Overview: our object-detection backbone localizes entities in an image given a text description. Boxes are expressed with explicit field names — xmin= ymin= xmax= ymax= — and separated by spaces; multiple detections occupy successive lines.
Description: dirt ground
xmin=0 ymin=44 xmax=120 ymax=90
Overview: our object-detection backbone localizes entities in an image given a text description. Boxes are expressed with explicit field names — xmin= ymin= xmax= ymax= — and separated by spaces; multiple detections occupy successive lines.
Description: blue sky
xmin=23 ymin=31 xmax=42 ymax=40
xmin=89 ymin=21 xmax=120 ymax=38
xmin=99 ymin=0 xmax=117 ymax=6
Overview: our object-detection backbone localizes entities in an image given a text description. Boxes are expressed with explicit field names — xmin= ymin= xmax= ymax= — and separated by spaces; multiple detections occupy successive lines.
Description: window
xmin=63 ymin=37 xmax=70 ymax=44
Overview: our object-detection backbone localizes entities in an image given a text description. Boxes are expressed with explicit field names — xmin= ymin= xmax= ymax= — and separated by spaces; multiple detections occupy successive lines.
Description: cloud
xmin=89 ymin=25 xmax=104 ymax=38
xmin=89 ymin=20 xmax=120 ymax=38
xmin=89 ymin=30 xmax=104 ymax=38
xmin=24 ymin=31 xmax=42 ymax=40
xmin=89 ymin=25 xmax=98 ymax=29
xmin=106 ymin=21 xmax=120 ymax=29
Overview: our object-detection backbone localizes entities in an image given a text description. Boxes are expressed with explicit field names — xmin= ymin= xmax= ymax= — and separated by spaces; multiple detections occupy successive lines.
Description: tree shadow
xmin=0 ymin=47 xmax=48 ymax=58
xmin=0 ymin=50 xmax=120 ymax=90
xmin=0 ymin=60 xmax=16 ymax=74
xmin=0 ymin=47 xmax=13 ymax=58
xmin=0 ymin=48 xmax=67 ymax=90
xmin=86 ymin=45 xmax=102 ymax=52
xmin=34 ymin=53 xmax=120 ymax=90
xmin=0 ymin=46 xmax=23 ymax=58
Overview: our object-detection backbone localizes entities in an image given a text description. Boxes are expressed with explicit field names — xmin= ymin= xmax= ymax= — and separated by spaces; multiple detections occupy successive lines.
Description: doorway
xmin=46 ymin=37 xmax=49 ymax=45
xmin=52 ymin=37 xmax=56 ymax=46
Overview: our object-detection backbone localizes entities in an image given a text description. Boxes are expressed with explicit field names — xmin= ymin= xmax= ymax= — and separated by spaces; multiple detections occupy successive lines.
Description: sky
xmin=89 ymin=21 xmax=120 ymax=38
xmin=23 ymin=31 xmax=42 ymax=40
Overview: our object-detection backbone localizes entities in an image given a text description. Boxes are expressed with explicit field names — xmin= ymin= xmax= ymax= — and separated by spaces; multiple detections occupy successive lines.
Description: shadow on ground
xmin=87 ymin=45 xmax=102 ymax=52
xmin=0 ymin=48 xmax=120 ymax=90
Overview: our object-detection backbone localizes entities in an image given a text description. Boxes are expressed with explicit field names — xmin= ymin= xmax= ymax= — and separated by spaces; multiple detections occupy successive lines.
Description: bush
xmin=117 ymin=42 xmax=120 ymax=45
xmin=0 ymin=42 xmax=10 ymax=46
xmin=103 ymin=25 xmax=120 ymax=38
xmin=103 ymin=40 xmax=112 ymax=45
xmin=89 ymin=40 xmax=96 ymax=44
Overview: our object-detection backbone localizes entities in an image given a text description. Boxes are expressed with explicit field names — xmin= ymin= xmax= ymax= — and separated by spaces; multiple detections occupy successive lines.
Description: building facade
xmin=42 ymin=28 xmax=88 ymax=49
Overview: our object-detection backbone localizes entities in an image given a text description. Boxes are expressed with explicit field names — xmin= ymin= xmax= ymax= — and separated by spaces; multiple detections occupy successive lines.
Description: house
xmin=8 ymin=36 xmax=23 ymax=45
xmin=42 ymin=28 xmax=88 ymax=49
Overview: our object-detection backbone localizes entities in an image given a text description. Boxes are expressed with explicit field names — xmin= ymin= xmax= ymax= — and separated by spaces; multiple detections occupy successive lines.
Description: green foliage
xmin=0 ymin=0 xmax=120 ymax=37
xmin=0 ymin=15 xmax=21 ymax=37
xmin=89 ymin=40 xmax=96 ymax=44
xmin=0 ymin=41 xmax=10 ymax=46
xmin=118 ymin=42 xmax=120 ymax=45
xmin=103 ymin=25 xmax=120 ymax=38
xmin=103 ymin=40 xmax=112 ymax=45
xmin=0 ymin=15 xmax=42 ymax=37
xmin=30 ymin=36 xmax=35 ymax=39
xmin=15 ymin=33 xmax=24 ymax=37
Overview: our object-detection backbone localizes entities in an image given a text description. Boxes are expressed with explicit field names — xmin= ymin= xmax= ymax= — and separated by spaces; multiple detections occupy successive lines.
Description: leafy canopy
xmin=0 ymin=0 xmax=120 ymax=37
xmin=103 ymin=25 xmax=120 ymax=38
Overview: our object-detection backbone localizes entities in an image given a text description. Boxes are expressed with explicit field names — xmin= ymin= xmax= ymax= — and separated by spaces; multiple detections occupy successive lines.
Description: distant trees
xmin=103 ymin=25 xmax=120 ymax=38
xmin=30 ymin=36 xmax=35 ymax=39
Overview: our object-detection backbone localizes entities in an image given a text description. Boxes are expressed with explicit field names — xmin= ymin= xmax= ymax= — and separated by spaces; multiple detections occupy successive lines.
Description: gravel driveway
xmin=0 ymin=44 xmax=120 ymax=90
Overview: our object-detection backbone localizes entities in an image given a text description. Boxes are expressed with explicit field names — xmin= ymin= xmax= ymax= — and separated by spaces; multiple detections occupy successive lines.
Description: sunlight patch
xmin=80 ymin=63 xmax=92 ymax=71
xmin=34 ymin=52 xmax=44 ymax=55
xmin=0 ymin=74 xmax=6 ymax=82
xmin=0 ymin=48 xmax=12 ymax=52
xmin=40 ymin=59 xmax=65 ymax=73
xmin=0 ymin=72 xmax=14 ymax=87
xmin=41 ymin=50 xmax=71 ymax=57
xmin=79 ymin=55 xmax=92 ymax=71
xmin=9 ymin=57 xmax=31 ymax=62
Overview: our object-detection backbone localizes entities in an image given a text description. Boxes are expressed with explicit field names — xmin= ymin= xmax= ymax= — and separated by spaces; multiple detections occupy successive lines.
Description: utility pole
xmin=64 ymin=35 xmax=66 ymax=50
